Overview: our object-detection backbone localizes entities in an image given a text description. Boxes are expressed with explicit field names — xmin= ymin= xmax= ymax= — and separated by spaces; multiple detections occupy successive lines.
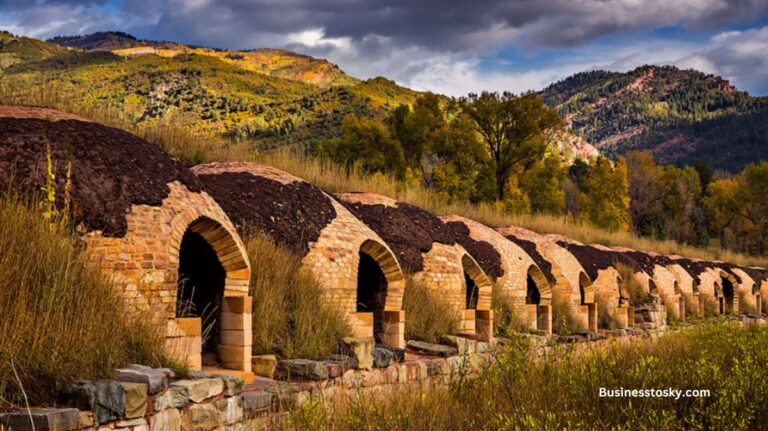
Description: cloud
xmin=1 ymin=0 xmax=767 ymax=95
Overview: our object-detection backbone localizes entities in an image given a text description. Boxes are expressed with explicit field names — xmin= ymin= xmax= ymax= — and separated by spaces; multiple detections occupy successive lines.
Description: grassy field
xmin=286 ymin=322 xmax=768 ymax=430
xmin=0 ymin=194 xmax=165 ymax=406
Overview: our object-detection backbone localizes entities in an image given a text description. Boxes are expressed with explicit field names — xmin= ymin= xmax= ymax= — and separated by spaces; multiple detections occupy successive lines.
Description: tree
xmin=461 ymin=92 xmax=562 ymax=200
xmin=578 ymin=156 xmax=632 ymax=232
xmin=386 ymin=93 xmax=445 ymax=170
xmin=520 ymin=155 xmax=566 ymax=215
xmin=624 ymin=151 xmax=665 ymax=237
xmin=661 ymin=165 xmax=704 ymax=245
xmin=319 ymin=115 xmax=405 ymax=177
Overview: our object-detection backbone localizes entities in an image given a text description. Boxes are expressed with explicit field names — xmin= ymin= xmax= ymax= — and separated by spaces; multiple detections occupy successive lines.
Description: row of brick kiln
xmin=2 ymin=107 xmax=766 ymax=378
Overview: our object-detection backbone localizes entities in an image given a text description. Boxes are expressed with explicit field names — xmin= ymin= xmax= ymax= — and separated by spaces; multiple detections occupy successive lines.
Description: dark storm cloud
xmin=113 ymin=0 xmax=768 ymax=51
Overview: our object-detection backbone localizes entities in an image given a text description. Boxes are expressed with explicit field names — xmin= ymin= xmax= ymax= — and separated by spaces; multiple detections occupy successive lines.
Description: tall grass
xmin=246 ymin=234 xmax=351 ymax=359
xmin=0 ymin=193 xmax=164 ymax=406
xmin=402 ymin=276 xmax=459 ymax=342
xmin=286 ymin=322 xmax=768 ymax=430
xmin=2 ymin=81 xmax=765 ymax=267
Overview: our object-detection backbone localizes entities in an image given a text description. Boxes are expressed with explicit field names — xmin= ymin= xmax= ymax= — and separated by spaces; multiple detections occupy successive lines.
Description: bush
xmin=551 ymin=294 xmax=587 ymax=335
xmin=403 ymin=276 xmax=458 ymax=342
xmin=616 ymin=262 xmax=653 ymax=307
xmin=596 ymin=294 xmax=622 ymax=329
xmin=0 ymin=194 xmax=164 ymax=405
xmin=246 ymin=234 xmax=351 ymax=359
xmin=287 ymin=322 xmax=768 ymax=430
xmin=491 ymin=288 xmax=525 ymax=335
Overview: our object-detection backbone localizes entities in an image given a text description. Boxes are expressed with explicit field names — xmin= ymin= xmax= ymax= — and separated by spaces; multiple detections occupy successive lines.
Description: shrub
xmin=0 ymin=194 xmax=164 ymax=405
xmin=616 ymin=262 xmax=653 ymax=307
xmin=551 ymin=294 xmax=587 ymax=335
xmin=491 ymin=288 xmax=525 ymax=335
xmin=403 ymin=276 xmax=458 ymax=342
xmin=287 ymin=322 xmax=768 ymax=430
xmin=596 ymin=294 xmax=622 ymax=329
xmin=246 ymin=234 xmax=351 ymax=359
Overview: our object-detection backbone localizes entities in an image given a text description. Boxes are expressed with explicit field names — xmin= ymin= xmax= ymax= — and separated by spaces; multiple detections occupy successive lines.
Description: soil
xmin=556 ymin=242 xmax=649 ymax=280
xmin=445 ymin=221 xmax=504 ymax=280
xmin=340 ymin=199 xmax=456 ymax=272
xmin=195 ymin=171 xmax=336 ymax=255
xmin=504 ymin=235 xmax=557 ymax=286
xmin=0 ymin=117 xmax=201 ymax=237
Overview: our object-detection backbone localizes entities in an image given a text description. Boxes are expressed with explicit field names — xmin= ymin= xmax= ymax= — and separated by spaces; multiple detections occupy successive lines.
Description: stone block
xmin=406 ymin=340 xmax=457 ymax=357
xmin=167 ymin=318 xmax=202 ymax=337
xmin=377 ymin=345 xmax=405 ymax=363
xmin=170 ymin=379 xmax=224 ymax=403
xmin=182 ymin=403 xmax=221 ymax=431
xmin=372 ymin=347 xmax=394 ymax=368
xmin=115 ymin=418 xmax=146 ymax=428
xmin=217 ymin=375 xmax=245 ymax=396
xmin=0 ymin=408 xmax=79 ymax=431
xmin=220 ymin=312 xmax=252 ymax=331
xmin=324 ymin=355 xmax=359 ymax=372
xmin=153 ymin=386 xmax=189 ymax=411
xmin=223 ymin=296 xmax=253 ymax=314
xmin=440 ymin=335 xmax=477 ymax=355
xmin=251 ymin=355 xmax=277 ymax=379
xmin=239 ymin=392 xmax=272 ymax=415
xmin=342 ymin=337 xmax=374 ymax=370
xmin=149 ymin=408 xmax=181 ymax=431
xmin=220 ymin=330 xmax=251 ymax=347
xmin=60 ymin=380 xmax=125 ymax=426
xmin=218 ymin=345 xmax=251 ymax=370
xmin=121 ymin=382 xmax=148 ymax=419
xmin=114 ymin=365 xmax=171 ymax=394
xmin=214 ymin=397 xmax=243 ymax=425
xmin=277 ymin=359 xmax=329 ymax=381
xmin=78 ymin=411 xmax=94 ymax=429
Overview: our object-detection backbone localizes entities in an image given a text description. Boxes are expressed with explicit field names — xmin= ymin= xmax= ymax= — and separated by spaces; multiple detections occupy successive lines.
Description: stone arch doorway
xmin=355 ymin=239 xmax=406 ymax=347
xmin=721 ymin=274 xmax=736 ymax=314
xmin=177 ymin=229 xmax=226 ymax=356
xmin=460 ymin=254 xmax=494 ymax=340
xmin=578 ymin=272 xmax=598 ymax=332
xmin=168 ymin=216 xmax=252 ymax=372
xmin=525 ymin=265 xmax=552 ymax=334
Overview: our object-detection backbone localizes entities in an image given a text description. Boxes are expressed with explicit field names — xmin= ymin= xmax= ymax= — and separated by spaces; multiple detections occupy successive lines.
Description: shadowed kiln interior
xmin=357 ymin=250 xmax=389 ymax=342
xmin=178 ymin=230 xmax=226 ymax=356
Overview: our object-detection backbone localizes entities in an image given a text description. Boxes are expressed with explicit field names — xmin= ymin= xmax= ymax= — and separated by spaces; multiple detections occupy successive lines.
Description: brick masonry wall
xmin=302 ymin=198 xmax=405 ymax=316
xmin=497 ymin=227 xmax=594 ymax=330
xmin=81 ymin=181 xmax=252 ymax=371
xmin=440 ymin=216 xmax=549 ymax=330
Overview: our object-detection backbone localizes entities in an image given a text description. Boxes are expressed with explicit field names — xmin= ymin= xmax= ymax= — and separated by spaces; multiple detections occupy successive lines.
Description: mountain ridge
xmin=540 ymin=65 xmax=768 ymax=172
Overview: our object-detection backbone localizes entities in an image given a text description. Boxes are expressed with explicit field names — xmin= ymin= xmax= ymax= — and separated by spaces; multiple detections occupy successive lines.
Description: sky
xmin=2 ymin=0 xmax=768 ymax=96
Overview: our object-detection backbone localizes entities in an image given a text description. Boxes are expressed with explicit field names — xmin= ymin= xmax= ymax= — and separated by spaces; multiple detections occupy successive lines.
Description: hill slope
xmin=541 ymin=65 xmax=768 ymax=172
xmin=1 ymin=32 xmax=420 ymax=152
xmin=49 ymin=31 xmax=358 ymax=88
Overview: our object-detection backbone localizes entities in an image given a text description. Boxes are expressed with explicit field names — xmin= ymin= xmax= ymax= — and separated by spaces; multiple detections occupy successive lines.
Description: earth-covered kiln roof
xmin=191 ymin=162 xmax=336 ymax=256
xmin=497 ymin=227 xmax=557 ymax=286
xmin=548 ymin=241 xmax=654 ymax=283
xmin=443 ymin=219 xmax=504 ymax=279
xmin=336 ymin=192 xmax=457 ymax=273
xmin=0 ymin=106 xmax=202 ymax=237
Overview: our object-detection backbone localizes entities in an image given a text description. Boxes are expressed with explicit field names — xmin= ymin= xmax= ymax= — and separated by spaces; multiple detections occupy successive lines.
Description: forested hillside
xmin=0 ymin=31 xmax=419 ymax=153
xmin=541 ymin=65 xmax=768 ymax=172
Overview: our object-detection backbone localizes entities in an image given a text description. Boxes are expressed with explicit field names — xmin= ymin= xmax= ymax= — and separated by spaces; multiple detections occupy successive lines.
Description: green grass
xmin=286 ymin=322 xmax=768 ymax=430
xmin=0 ymin=193 xmax=165 ymax=406
xmin=246 ymin=234 xmax=351 ymax=359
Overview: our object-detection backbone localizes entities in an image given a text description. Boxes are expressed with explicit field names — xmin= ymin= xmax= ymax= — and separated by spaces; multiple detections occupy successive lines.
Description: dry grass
xmin=2 ymin=83 xmax=765 ymax=267
xmin=616 ymin=262 xmax=653 ymax=307
xmin=0 ymin=193 xmax=164 ymax=406
xmin=245 ymin=234 xmax=351 ymax=359
xmin=402 ymin=276 xmax=459 ymax=342
xmin=286 ymin=322 xmax=768 ymax=430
